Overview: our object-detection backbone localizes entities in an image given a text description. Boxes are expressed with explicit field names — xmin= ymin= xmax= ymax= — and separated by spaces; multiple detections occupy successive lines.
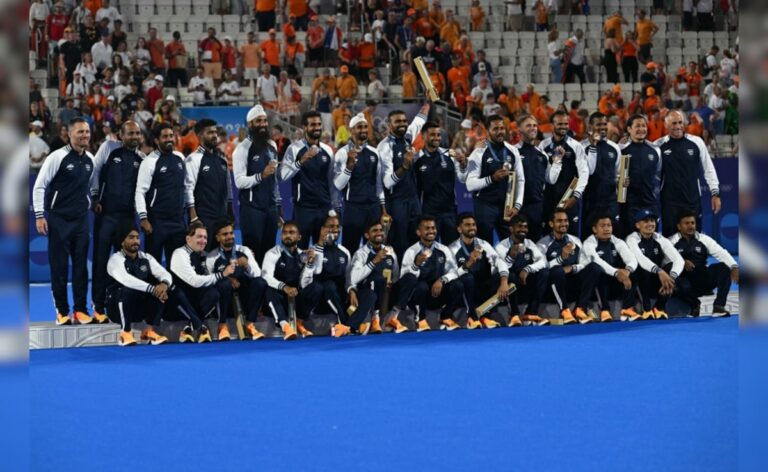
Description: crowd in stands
xmin=29 ymin=0 xmax=739 ymax=167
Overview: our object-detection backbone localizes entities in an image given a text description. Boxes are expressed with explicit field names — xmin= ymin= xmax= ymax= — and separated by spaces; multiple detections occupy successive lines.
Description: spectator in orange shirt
xmin=505 ymin=87 xmax=523 ymax=116
xmin=642 ymin=87 xmax=660 ymax=115
xmin=311 ymin=68 xmax=337 ymax=99
xmin=603 ymin=10 xmax=628 ymax=43
xmin=199 ymin=27 xmax=223 ymax=81
xmin=414 ymin=9 xmax=436 ymax=41
xmin=451 ymin=81 xmax=468 ymax=115
xmin=336 ymin=65 xmax=359 ymax=100
xmin=427 ymin=62 xmax=446 ymax=99
xmin=84 ymin=0 xmax=102 ymax=17
xmin=646 ymin=108 xmax=665 ymax=141
xmin=260 ymin=28 xmax=281 ymax=76
xmin=686 ymin=61 xmax=702 ymax=97
xmin=402 ymin=60 xmax=418 ymax=100
xmin=357 ymin=33 xmax=376 ymax=82
xmin=430 ymin=0 xmax=446 ymax=28
xmin=331 ymin=99 xmax=352 ymax=133
xmin=521 ymin=83 xmax=540 ymax=113
xmin=634 ymin=9 xmax=658 ymax=63
xmin=686 ymin=112 xmax=704 ymax=137
xmin=534 ymin=95 xmax=555 ymax=134
xmin=470 ymin=1 xmax=486 ymax=31
xmin=255 ymin=0 xmax=277 ymax=32
xmin=147 ymin=27 xmax=166 ymax=74
xmin=534 ymin=0 xmax=549 ymax=32
xmin=286 ymin=0 xmax=310 ymax=31
xmin=452 ymin=35 xmax=475 ymax=66
xmin=446 ymin=55 xmax=470 ymax=95
xmin=614 ymin=98 xmax=628 ymax=129
xmin=221 ymin=36 xmax=237 ymax=76
xmin=240 ymin=31 xmax=261 ymax=86
xmin=306 ymin=15 xmax=325 ymax=67
xmin=598 ymin=85 xmax=621 ymax=115
xmin=283 ymin=30 xmax=306 ymax=78
xmin=568 ymin=100 xmax=586 ymax=139
xmin=440 ymin=9 xmax=461 ymax=47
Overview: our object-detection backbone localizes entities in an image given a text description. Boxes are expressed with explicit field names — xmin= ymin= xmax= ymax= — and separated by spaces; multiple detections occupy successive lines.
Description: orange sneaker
xmin=573 ymin=308 xmax=593 ymax=324
xmin=561 ymin=308 xmax=576 ymax=325
xmin=55 ymin=313 xmax=71 ymax=326
xmin=118 ymin=331 xmax=137 ymax=346
xmin=417 ymin=319 xmax=431 ymax=332
xmin=466 ymin=317 xmax=482 ymax=330
xmin=386 ymin=316 xmax=409 ymax=333
xmin=524 ymin=314 xmax=550 ymax=326
xmin=641 ymin=310 xmax=655 ymax=320
xmin=358 ymin=322 xmax=370 ymax=335
xmin=370 ymin=316 xmax=383 ymax=334
xmin=197 ymin=325 xmax=212 ymax=343
xmin=245 ymin=323 xmax=265 ymax=340
xmin=73 ymin=311 xmax=93 ymax=325
xmin=218 ymin=324 xmax=231 ymax=341
xmin=296 ymin=320 xmax=313 ymax=338
xmin=179 ymin=326 xmax=195 ymax=343
xmin=440 ymin=318 xmax=461 ymax=331
xmin=332 ymin=323 xmax=351 ymax=337
xmin=480 ymin=316 xmax=500 ymax=329
xmin=620 ymin=308 xmax=642 ymax=322
xmin=508 ymin=315 xmax=523 ymax=327
xmin=652 ymin=308 xmax=669 ymax=320
xmin=140 ymin=327 xmax=168 ymax=345
xmin=600 ymin=310 xmax=613 ymax=322
xmin=282 ymin=323 xmax=297 ymax=341
xmin=92 ymin=311 xmax=109 ymax=324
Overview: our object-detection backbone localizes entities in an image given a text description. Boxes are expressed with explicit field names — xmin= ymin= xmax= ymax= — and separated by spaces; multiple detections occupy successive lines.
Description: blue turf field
xmin=31 ymin=316 xmax=736 ymax=471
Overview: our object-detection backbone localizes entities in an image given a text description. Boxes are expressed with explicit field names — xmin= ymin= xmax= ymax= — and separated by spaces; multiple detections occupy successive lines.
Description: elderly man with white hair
xmin=233 ymin=104 xmax=282 ymax=263
xmin=653 ymin=110 xmax=721 ymax=237
xmin=333 ymin=113 xmax=388 ymax=254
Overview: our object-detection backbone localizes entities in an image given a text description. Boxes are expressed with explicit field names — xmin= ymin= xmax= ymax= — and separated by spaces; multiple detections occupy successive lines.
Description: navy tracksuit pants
xmin=386 ymin=197 xmax=420 ymax=259
xmin=145 ymin=217 xmax=185 ymax=266
xmin=239 ymin=205 xmax=278 ymax=264
xmin=264 ymin=282 xmax=324 ymax=323
xmin=342 ymin=202 xmax=381 ymax=255
xmin=48 ymin=213 xmax=89 ymax=314
xmin=395 ymin=273 xmax=465 ymax=321
xmin=294 ymin=205 xmax=331 ymax=249
xmin=106 ymin=285 xmax=200 ymax=331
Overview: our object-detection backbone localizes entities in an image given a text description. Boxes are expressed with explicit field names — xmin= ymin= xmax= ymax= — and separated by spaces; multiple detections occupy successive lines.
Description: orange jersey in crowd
xmin=260 ymin=39 xmax=280 ymax=66
xmin=255 ymin=0 xmax=277 ymax=13
xmin=647 ymin=117 xmax=666 ymax=142
xmin=402 ymin=70 xmax=418 ymax=98
xmin=286 ymin=0 xmax=308 ymax=18
xmin=470 ymin=6 xmax=485 ymax=29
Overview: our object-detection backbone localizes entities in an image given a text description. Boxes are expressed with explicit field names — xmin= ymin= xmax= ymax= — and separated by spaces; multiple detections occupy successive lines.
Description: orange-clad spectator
xmin=451 ymin=82 xmax=468 ymax=114
xmin=411 ymin=0 xmax=429 ymax=9
xmin=414 ymin=10 xmax=435 ymax=39
xmin=240 ymin=31 xmax=261 ymax=86
xmin=439 ymin=9 xmax=461 ymax=46
xmin=177 ymin=124 xmax=200 ymax=155
xmin=634 ymin=9 xmax=658 ymax=63
xmin=521 ymin=84 xmax=540 ymax=113
xmin=469 ymin=0 xmax=486 ymax=31
xmin=446 ymin=56 xmax=471 ymax=95
xmin=534 ymin=95 xmax=554 ymax=134
xmin=686 ymin=112 xmax=704 ymax=137
xmin=452 ymin=35 xmax=475 ymax=66
xmin=199 ymin=27 xmax=223 ymax=80
xmin=86 ymin=84 xmax=107 ymax=123
xmin=260 ymin=28 xmax=281 ymax=75
xmin=84 ymin=0 xmax=102 ymax=17
xmin=165 ymin=31 xmax=188 ymax=88
xmin=507 ymin=119 xmax=521 ymax=145
xmin=357 ymin=34 xmax=376 ymax=78
xmin=282 ymin=21 xmax=296 ymax=40
xmin=427 ymin=63 xmax=446 ymax=98
xmin=646 ymin=109 xmax=665 ymax=141
xmin=686 ymin=62 xmax=702 ymax=97
xmin=255 ymin=0 xmax=278 ymax=32
xmin=429 ymin=1 xmax=446 ymax=27
xmin=306 ymin=15 xmax=325 ymax=67
xmin=331 ymin=100 xmax=352 ymax=131
xmin=505 ymin=88 xmax=523 ymax=116
xmin=598 ymin=85 xmax=621 ymax=115
xmin=568 ymin=102 xmax=586 ymax=139
xmin=147 ymin=28 xmax=166 ymax=73
xmin=628 ymin=91 xmax=642 ymax=114
xmin=642 ymin=87 xmax=660 ymax=115
xmin=286 ymin=0 xmax=309 ymax=24
xmin=467 ymin=117 xmax=488 ymax=143
xmin=336 ymin=65 xmax=359 ymax=100
xmin=603 ymin=11 xmax=628 ymax=43
xmin=614 ymin=99 xmax=628 ymax=129
xmin=283 ymin=33 xmax=306 ymax=76
xmin=338 ymin=38 xmax=359 ymax=70
xmin=402 ymin=61 xmax=418 ymax=99
xmin=221 ymin=37 xmax=237 ymax=75
xmin=534 ymin=0 xmax=549 ymax=32
xmin=312 ymin=68 xmax=337 ymax=98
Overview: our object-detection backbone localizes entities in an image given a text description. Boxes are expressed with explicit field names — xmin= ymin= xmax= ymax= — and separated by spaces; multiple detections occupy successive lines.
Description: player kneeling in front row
xmin=669 ymin=210 xmax=739 ymax=317
xmin=581 ymin=214 xmax=641 ymax=322
xmin=450 ymin=213 xmax=508 ymax=329
xmin=626 ymin=209 xmax=686 ymax=320
xmin=538 ymin=209 xmax=596 ymax=324
xmin=347 ymin=222 xmax=403 ymax=335
xmin=170 ymin=221 xmax=236 ymax=342
xmin=394 ymin=215 xmax=466 ymax=332
xmin=106 ymin=225 xmax=203 ymax=346
xmin=206 ymin=220 xmax=268 ymax=340
xmin=262 ymin=221 xmax=324 ymax=340
xmin=495 ymin=214 xmax=550 ymax=327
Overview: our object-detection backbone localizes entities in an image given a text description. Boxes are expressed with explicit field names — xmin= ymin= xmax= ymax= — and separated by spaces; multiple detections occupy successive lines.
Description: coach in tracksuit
xmin=395 ymin=215 xmax=466 ymax=332
xmin=517 ymin=114 xmax=550 ymax=242
xmin=333 ymin=113 xmax=388 ymax=254
xmin=279 ymin=111 xmax=338 ymax=248
xmin=619 ymin=114 xmax=661 ymax=237
xmin=669 ymin=210 xmax=738 ymax=317
xmin=654 ymin=110 xmax=721 ymax=237
xmin=184 ymin=118 xmax=233 ymax=250
xmin=581 ymin=214 xmax=641 ymax=322
xmin=261 ymin=221 xmax=324 ymax=340
xmin=626 ymin=208 xmax=685 ymax=320
xmin=135 ymin=123 xmax=187 ymax=265
xmin=379 ymin=105 xmax=429 ymax=258
xmin=581 ymin=112 xmax=623 ymax=239
xmin=233 ymin=104 xmax=282 ymax=263
xmin=450 ymin=213 xmax=508 ymax=329
xmin=415 ymin=121 xmax=468 ymax=244
xmin=206 ymin=220 xmax=268 ymax=340
xmin=33 ymin=118 xmax=97 ymax=325
xmin=537 ymin=208 xmax=598 ymax=325
xmin=348 ymin=221 xmax=404 ymax=334
xmin=106 ymin=225 xmax=201 ymax=346
xmin=495 ymin=214 xmax=550 ymax=326
xmin=89 ymin=120 xmax=144 ymax=321
xmin=170 ymin=221 xmax=236 ymax=342
xmin=539 ymin=110 xmax=589 ymax=236
xmin=466 ymin=115 xmax=525 ymax=243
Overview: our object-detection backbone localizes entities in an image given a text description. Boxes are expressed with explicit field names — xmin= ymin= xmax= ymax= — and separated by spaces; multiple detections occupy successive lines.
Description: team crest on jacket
xmin=648 ymin=154 xmax=654 ymax=160
xmin=385 ymin=259 xmax=393 ymax=266
xmin=419 ymin=165 xmax=427 ymax=172
xmin=159 ymin=166 xmax=167 ymax=173
xmin=139 ymin=265 xmax=148 ymax=272
xmin=177 ymin=162 xmax=183 ymax=169
xmin=339 ymin=256 xmax=346 ymax=264
xmin=695 ymin=246 xmax=702 ymax=253
xmin=113 ymin=157 xmax=122 ymax=163
xmin=369 ymin=155 xmax=376 ymax=162
xmin=608 ymin=152 xmax=615 ymax=158
xmin=252 ymin=155 xmax=260 ymax=161
xmin=663 ymin=150 xmax=672 ymax=155
xmin=441 ymin=159 xmax=448 ymax=168
xmin=687 ymin=149 xmax=694 ymax=156
xmin=437 ymin=255 xmax=445 ymax=263
xmin=202 ymin=165 xmax=210 ymax=172
xmin=550 ymin=251 xmax=558 ymax=258
xmin=66 ymin=163 xmax=75 ymax=171
xmin=85 ymin=163 xmax=91 ymax=171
